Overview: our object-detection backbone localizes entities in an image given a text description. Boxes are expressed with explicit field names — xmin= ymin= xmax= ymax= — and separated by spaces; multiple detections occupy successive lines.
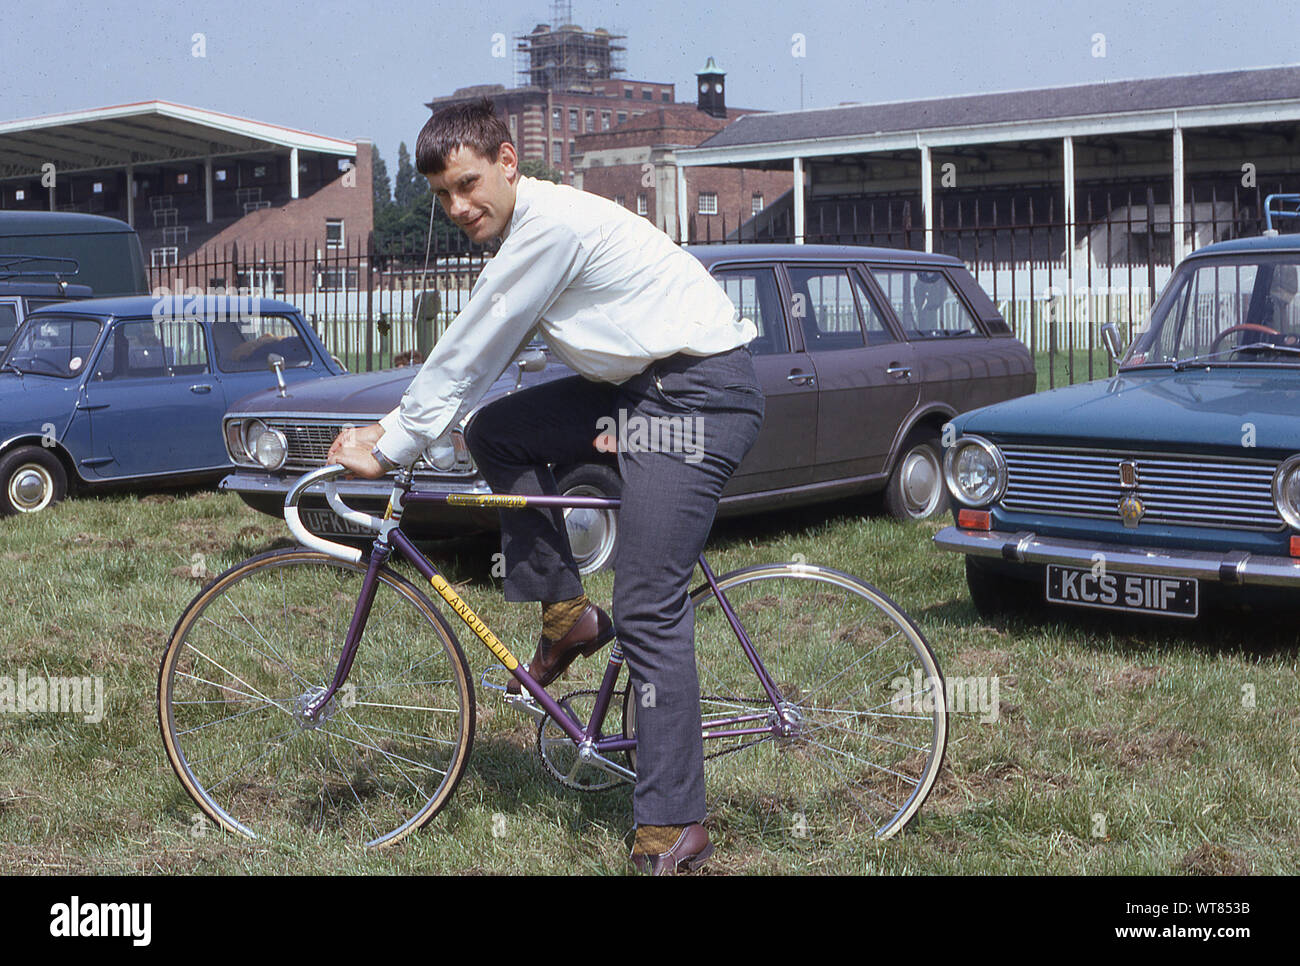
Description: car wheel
xmin=883 ymin=430 xmax=948 ymax=521
xmin=0 ymin=446 xmax=68 ymax=516
xmin=965 ymin=557 xmax=1039 ymax=618
xmin=556 ymin=464 xmax=621 ymax=575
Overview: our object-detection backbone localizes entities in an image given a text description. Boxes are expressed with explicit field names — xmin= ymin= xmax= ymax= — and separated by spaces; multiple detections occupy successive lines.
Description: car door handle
xmin=886 ymin=365 xmax=912 ymax=380
xmin=787 ymin=370 xmax=815 ymax=386
xmin=190 ymin=384 xmax=213 ymax=394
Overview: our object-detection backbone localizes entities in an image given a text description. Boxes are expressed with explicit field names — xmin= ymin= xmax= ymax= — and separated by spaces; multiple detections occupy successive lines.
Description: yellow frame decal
xmin=429 ymin=573 xmax=519 ymax=669
xmin=446 ymin=493 xmax=528 ymax=508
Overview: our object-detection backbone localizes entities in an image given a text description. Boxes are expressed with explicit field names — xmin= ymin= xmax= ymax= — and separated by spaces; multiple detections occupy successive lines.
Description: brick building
xmin=427 ymin=21 xmax=676 ymax=182
xmin=572 ymin=59 xmax=792 ymax=242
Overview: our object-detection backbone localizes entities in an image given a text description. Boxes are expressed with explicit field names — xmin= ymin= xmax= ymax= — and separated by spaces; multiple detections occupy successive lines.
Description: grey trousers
xmin=463 ymin=345 xmax=764 ymax=825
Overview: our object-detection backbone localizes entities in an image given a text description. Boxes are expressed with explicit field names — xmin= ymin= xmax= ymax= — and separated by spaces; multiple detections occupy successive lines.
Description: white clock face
xmin=700 ymin=81 xmax=709 ymax=93
xmin=715 ymin=83 xmax=723 ymax=93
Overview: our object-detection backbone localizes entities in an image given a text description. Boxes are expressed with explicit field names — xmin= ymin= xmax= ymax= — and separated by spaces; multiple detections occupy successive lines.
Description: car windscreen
xmin=1125 ymin=257 xmax=1300 ymax=367
xmin=1 ymin=315 xmax=102 ymax=377
xmin=0 ymin=302 xmax=17 ymax=346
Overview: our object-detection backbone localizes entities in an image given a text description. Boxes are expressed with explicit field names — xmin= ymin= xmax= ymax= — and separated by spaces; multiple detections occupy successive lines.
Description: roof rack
xmin=1263 ymin=194 xmax=1300 ymax=234
xmin=0 ymin=253 xmax=81 ymax=281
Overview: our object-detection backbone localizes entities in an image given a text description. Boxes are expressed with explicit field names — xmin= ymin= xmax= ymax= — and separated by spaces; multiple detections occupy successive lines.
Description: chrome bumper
xmin=934 ymin=526 xmax=1300 ymax=588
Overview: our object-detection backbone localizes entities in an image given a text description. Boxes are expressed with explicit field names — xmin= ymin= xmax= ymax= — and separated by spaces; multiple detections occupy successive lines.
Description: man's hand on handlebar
xmin=328 ymin=422 xmax=387 ymax=480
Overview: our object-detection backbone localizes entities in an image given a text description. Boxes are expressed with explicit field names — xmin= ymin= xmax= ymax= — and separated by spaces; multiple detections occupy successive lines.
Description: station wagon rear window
xmin=870 ymin=267 xmax=980 ymax=339
xmin=211 ymin=316 xmax=313 ymax=372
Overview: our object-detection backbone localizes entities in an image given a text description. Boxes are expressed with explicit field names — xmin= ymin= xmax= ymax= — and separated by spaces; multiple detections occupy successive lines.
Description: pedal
xmin=480 ymin=664 xmax=547 ymax=724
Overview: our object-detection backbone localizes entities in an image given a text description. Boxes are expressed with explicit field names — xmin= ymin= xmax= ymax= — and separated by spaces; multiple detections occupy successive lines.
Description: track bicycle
xmin=158 ymin=464 xmax=948 ymax=849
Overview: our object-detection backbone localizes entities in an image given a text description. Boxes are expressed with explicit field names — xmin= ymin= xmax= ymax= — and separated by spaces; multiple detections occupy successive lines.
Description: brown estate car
xmin=221 ymin=244 xmax=1035 ymax=571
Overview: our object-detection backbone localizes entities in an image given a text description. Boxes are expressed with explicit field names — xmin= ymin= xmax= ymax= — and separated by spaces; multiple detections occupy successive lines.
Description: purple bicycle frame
xmin=308 ymin=484 xmax=788 ymax=765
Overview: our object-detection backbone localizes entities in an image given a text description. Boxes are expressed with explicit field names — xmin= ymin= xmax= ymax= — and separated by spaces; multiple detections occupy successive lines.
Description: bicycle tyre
xmin=625 ymin=562 xmax=947 ymax=841
xmin=158 ymin=547 xmax=475 ymax=849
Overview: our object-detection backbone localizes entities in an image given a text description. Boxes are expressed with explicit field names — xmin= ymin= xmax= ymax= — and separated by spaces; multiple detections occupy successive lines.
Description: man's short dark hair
xmin=415 ymin=98 xmax=513 ymax=175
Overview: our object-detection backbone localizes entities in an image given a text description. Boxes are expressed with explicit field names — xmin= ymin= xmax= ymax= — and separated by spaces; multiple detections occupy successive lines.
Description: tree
xmin=393 ymin=142 xmax=427 ymax=210
xmin=518 ymin=159 xmax=563 ymax=183
xmin=372 ymin=144 xmax=391 ymax=212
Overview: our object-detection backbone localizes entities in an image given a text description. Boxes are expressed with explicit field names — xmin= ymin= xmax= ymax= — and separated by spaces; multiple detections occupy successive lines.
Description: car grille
xmin=261 ymin=418 xmax=476 ymax=476
xmin=999 ymin=446 xmax=1284 ymax=531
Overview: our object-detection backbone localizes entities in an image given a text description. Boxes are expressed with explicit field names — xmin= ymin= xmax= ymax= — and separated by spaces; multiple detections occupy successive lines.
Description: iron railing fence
xmin=149 ymin=190 xmax=1296 ymax=387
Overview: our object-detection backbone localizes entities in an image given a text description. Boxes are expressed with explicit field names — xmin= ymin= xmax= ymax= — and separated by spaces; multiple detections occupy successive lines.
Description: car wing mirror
xmin=514 ymin=348 xmax=546 ymax=389
xmin=1101 ymin=322 xmax=1125 ymax=365
xmin=267 ymin=352 xmax=287 ymax=397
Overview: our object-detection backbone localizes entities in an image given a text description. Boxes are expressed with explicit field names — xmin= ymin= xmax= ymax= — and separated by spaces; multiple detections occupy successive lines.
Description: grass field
xmin=2 ymin=483 xmax=1296 ymax=875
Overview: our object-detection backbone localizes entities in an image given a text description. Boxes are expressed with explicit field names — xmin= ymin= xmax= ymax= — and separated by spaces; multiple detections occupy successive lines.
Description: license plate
xmin=1045 ymin=564 xmax=1198 ymax=618
xmin=301 ymin=507 xmax=373 ymax=538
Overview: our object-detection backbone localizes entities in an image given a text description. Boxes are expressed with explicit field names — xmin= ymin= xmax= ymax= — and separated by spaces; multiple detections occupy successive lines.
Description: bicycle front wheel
xmin=642 ymin=563 xmax=947 ymax=842
xmin=158 ymin=548 xmax=475 ymax=849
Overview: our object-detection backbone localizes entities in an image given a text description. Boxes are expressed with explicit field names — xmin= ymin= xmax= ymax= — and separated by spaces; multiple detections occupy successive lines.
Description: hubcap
xmin=900 ymin=447 xmax=941 ymax=516
xmin=563 ymin=485 xmax=617 ymax=573
xmin=9 ymin=463 xmax=54 ymax=512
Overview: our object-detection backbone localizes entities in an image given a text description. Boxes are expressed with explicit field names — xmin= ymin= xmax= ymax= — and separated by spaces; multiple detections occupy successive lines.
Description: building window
xmin=601 ymin=111 xmax=611 ymax=130
xmin=623 ymin=87 xmax=633 ymax=98
xmin=569 ymin=108 xmax=578 ymax=132
xmin=552 ymin=107 xmax=562 ymax=132
xmin=568 ymin=140 xmax=575 ymax=159
xmin=752 ymin=193 xmax=764 ymax=215
xmin=553 ymin=140 xmax=563 ymax=164
xmin=636 ymin=194 xmax=648 ymax=216
xmin=177 ymin=173 xmax=189 ymax=186
xmin=698 ymin=192 xmax=718 ymax=215
xmin=509 ymin=114 xmax=518 ymax=138
xmin=336 ymin=158 xmax=352 ymax=172
xmin=585 ymin=110 xmax=595 ymax=132
xmin=315 ymin=266 xmax=359 ymax=292
xmin=253 ymin=165 xmax=266 ymax=179
xmin=641 ymin=89 xmax=652 ymax=100
xmin=14 ymin=189 xmax=25 ymax=201
xmin=326 ymin=218 xmax=344 ymax=249
xmin=617 ymin=112 xmax=627 ymax=125
xmin=215 ymin=170 xmax=227 ymax=182
xmin=92 ymin=182 xmax=103 ymax=194
xmin=614 ymin=195 xmax=626 ymax=207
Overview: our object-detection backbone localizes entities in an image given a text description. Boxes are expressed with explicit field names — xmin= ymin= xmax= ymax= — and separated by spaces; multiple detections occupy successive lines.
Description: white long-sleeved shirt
xmin=376 ymin=175 xmax=757 ymax=466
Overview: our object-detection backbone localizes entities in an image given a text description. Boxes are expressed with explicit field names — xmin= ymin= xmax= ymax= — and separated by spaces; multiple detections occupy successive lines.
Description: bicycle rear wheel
xmin=158 ymin=548 xmax=475 ymax=849
xmin=629 ymin=563 xmax=947 ymax=841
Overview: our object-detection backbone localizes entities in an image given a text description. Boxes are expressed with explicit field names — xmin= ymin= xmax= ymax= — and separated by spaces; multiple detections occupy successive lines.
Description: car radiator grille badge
xmin=1118 ymin=493 xmax=1145 ymax=528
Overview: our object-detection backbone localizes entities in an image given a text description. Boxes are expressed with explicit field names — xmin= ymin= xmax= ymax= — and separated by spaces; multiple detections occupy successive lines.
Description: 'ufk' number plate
xmin=302 ymin=507 xmax=372 ymax=538
xmin=1046 ymin=565 xmax=1198 ymax=618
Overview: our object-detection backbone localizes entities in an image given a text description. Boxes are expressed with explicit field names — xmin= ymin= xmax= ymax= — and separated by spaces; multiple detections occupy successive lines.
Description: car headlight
xmin=242 ymin=419 xmax=267 ymax=460
xmin=1272 ymin=455 xmax=1300 ymax=529
xmin=943 ymin=435 xmax=1007 ymax=507
xmin=253 ymin=427 xmax=288 ymax=470
xmin=224 ymin=420 xmax=249 ymax=462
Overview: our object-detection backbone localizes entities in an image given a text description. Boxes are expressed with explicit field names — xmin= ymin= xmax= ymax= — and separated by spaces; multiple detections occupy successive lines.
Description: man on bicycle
xmin=328 ymin=98 xmax=764 ymax=874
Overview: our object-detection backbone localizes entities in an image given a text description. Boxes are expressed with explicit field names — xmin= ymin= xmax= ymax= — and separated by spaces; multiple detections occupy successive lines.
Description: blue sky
xmin=4 ymin=0 xmax=1299 ymax=174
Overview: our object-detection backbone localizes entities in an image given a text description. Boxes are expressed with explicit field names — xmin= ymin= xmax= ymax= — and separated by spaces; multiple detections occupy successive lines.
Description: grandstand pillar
xmin=919 ymin=142 xmax=933 ymax=252
xmin=1172 ymin=124 xmax=1185 ymax=263
xmin=676 ymin=164 xmax=687 ymax=244
xmin=204 ymin=157 xmax=214 ymax=223
xmin=290 ymin=147 xmax=300 ymax=200
xmin=793 ymin=156 xmax=805 ymax=245
xmin=126 ymin=163 xmax=134 ymax=227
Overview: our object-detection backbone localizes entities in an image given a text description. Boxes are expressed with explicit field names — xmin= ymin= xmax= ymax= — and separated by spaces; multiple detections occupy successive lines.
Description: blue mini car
xmin=0 ymin=295 xmax=343 ymax=515
xmin=936 ymin=228 xmax=1300 ymax=620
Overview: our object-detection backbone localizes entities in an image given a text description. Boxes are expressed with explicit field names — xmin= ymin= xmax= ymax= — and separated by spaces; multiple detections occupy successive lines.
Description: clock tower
xmin=696 ymin=56 xmax=726 ymax=119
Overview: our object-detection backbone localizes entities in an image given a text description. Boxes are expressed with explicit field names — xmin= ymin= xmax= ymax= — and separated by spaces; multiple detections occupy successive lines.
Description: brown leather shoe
xmin=630 ymin=823 xmax=713 ymax=875
xmin=507 ymin=604 xmax=614 ymax=694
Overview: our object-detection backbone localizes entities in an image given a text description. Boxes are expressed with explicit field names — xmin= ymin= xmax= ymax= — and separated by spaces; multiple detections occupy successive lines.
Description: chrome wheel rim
xmin=899 ymin=446 xmax=942 ymax=517
xmin=9 ymin=463 xmax=55 ymax=512
xmin=563 ymin=484 xmax=617 ymax=573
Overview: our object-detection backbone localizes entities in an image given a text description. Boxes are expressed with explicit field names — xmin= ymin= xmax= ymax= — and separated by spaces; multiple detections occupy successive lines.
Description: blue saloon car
xmin=0 ymin=295 xmax=342 ymax=515
xmin=936 ymin=231 xmax=1300 ymax=619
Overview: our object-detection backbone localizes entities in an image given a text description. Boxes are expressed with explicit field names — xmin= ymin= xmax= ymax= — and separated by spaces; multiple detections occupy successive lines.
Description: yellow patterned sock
xmin=633 ymin=824 xmax=688 ymax=855
xmin=541 ymin=594 xmax=590 ymax=642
